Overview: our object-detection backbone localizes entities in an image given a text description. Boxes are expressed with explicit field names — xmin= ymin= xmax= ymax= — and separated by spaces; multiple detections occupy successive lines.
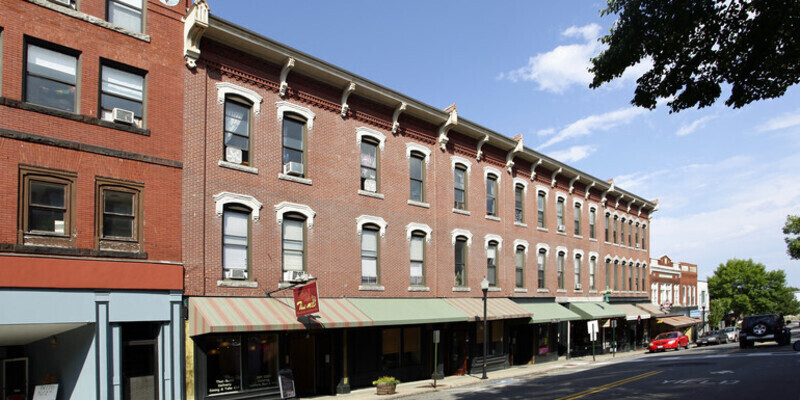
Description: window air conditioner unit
xmin=557 ymin=224 xmax=566 ymax=233
xmin=283 ymin=270 xmax=308 ymax=283
xmin=576 ymin=283 xmax=582 ymax=290
xmin=283 ymin=162 xmax=304 ymax=177
xmin=636 ymin=243 xmax=640 ymax=248
xmin=363 ymin=179 xmax=377 ymax=193
xmin=112 ymin=108 xmax=135 ymax=125
xmin=224 ymin=269 xmax=248 ymax=280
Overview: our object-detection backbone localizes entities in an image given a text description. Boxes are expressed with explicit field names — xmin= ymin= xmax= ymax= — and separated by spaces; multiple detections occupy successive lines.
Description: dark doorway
xmin=121 ymin=322 xmax=161 ymax=400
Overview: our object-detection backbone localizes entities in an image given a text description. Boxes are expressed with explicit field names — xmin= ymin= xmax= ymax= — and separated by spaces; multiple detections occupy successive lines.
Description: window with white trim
xmin=614 ymin=260 xmax=619 ymax=291
xmin=361 ymin=225 xmax=380 ymax=285
xmin=223 ymin=206 xmax=250 ymax=279
xmin=409 ymin=152 xmax=425 ymax=202
xmin=628 ymin=263 xmax=633 ymax=291
xmin=25 ymin=41 xmax=78 ymax=112
xmin=487 ymin=241 xmax=498 ymax=286
xmin=537 ymin=249 xmax=546 ymax=289
xmin=515 ymin=245 xmax=525 ymax=288
xmin=590 ymin=256 xmax=597 ymax=290
xmin=613 ymin=215 xmax=618 ymax=243
xmin=454 ymin=164 xmax=467 ymax=210
xmin=574 ymin=202 xmax=581 ymax=236
xmin=454 ymin=236 xmax=468 ymax=286
xmin=556 ymin=198 xmax=565 ymax=231
xmin=410 ymin=231 xmax=425 ymax=286
xmin=574 ymin=254 xmax=582 ymax=290
xmin=605 ymin=213 xmax=610 ymax=242
xmin=514 ymin=184 xmax=524 ymax=223
xmin=282 ymin=114 xmax=306 ymax=177
xmin=605 ymin=259 xmax=611 ymax=290
xmin=361 ymin=138 xmax=379 ymax=193
xmin=282 ymin=214 xmax=305 ymax=277
xmin=486 ymin=174 xmax=498 ymax=216
xmin=557 ymin=251 xmax=565 ymax=289
xmin=628 ymin=220 xmax=633 ymax=246
xmin=100 ymin=63 xmax=145 ymax=128
xmin=537 ymin=191 xmax=546 ymax=228
xmin=635 ymin=223 xmax=640 ymax=248
xmin=107 ymin=0 xmax=143 ymax=33
xmin=222 ymin=96 xmax=252 ymax=165
xmin=589 ymin=207 xmax=596 ymax=239
xmin=642 ymin=225 xmax=647 ymax=249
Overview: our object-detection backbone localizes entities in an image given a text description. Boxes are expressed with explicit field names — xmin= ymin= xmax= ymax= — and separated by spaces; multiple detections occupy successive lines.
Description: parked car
xmin=740 ymin=314 xmax=791 ymax=348
xmin=697 ymin=331 xmax=726 ymax=346
xmin=649 ymin=331 xmax=689 ymax=352
xmin=721 ymin=326 xmax=740 ymax=342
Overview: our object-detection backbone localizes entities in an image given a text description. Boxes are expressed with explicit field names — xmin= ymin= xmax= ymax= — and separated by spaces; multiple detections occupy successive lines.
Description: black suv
xmin=739 ymin=314 xmax=791 ymax=348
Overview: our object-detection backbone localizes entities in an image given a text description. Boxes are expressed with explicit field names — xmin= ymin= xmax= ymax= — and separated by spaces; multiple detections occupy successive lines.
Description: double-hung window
xmin=101 ymin=64 xmax=145 ymax=127
xmin=282 ymin=115 xmax=306 ymax=177
xmin=108 ymin=0 xmax=143 ymax=33
xmin=97 ymin=177 xmax=143 ymax=252
xmin=223 ymin=97 xmax=251 ymax=165
xmin=614 ymin=260 xmax=619 ymax=291
xmin=556 ymin=198 xmax=565 ymax=232
xmin=537 ymin=191 xmax=546 ymax=228
xmin=454 ymin=237 xmax=467 ymax=286
xmin=454 ymin=166 xmax=467 ymax=210
xmin=20 ymin=166 xmax=77 ymax=247
xmin=537 ymin=249 xmax=546 ymax=289
xmin=360 ymin=140 xmax=379 ymax=192
xmin=557 ymin=251 xmax=565 ymax=289
xmin=642 ymin=225 xmax=647 ymax=249
xmin=487 ymin=241 xmax=498 ymax=286
xmin=515 ymin=246 xmax=525 ymax=288
xmin=486 ymin=175 xmax=498 ymax=216
xmin=628 ymin=221 xmax=633 ymax=246
xmin=574 ymin=254 xmax=582 ymax=290
xmin=604 ymin=213 xmax=610 ymax=242
xmin=282 ymin=216 xmax=305 ymax=277
xmin=574 ymin=203 xmax=581 ymax=235
xmin=613 ymin=216 xmax=618 ymax=243
xmin=223 ymin=207 xmax=249 ymax=279
xmin=629 ymin=264 xmax=633 ymax=291
xmin=589 ymin=208 xmax=596 ymax=239
xmin=409 ymin=153 xmax=425 ymax=202
xmin=26 ymin=43 xmax=77 ymax=112
xmin=410 ymin=233 xmax=425 ymax=286
xmin=361 ymin=226 xmax=379 ymax=285
xmin=605 ymin=259 xmax=611 ymax=290
xmin=589 ymin=257 xmax=596 ymax=291
xmin=514 ymin=185 xmax=524 ymax=223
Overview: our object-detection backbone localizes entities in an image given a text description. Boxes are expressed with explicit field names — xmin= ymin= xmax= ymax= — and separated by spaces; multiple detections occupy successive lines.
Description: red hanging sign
xmin=293 ymin=281 xmax=319 ymax=317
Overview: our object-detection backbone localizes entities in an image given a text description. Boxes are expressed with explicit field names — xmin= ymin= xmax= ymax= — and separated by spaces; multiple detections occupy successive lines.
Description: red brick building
xmin=0 ymin=1 xmax=187 ymax=399
xmin=182 ymin=2 xmax=657 ymax=398
xmin=649 ymin=255 xmax=701 ymax=338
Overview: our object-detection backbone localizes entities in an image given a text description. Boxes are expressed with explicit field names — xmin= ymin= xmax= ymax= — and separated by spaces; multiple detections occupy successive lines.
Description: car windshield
xmin=723 ymin=327 xmax=734 ymax=332
xmin=655 ymin=333 xmax=677 ymax=340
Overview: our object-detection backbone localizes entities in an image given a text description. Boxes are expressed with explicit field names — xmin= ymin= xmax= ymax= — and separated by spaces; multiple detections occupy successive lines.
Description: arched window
xmin=487 ymin=240 xmax=499 ymax=286
xmin=455 ymin=236 xmax=468 ymax=286
xmin=361 ymin=224 xmax=380 ymax=285
xmin=590 ymin=256 xmax=597 ymax=291
xmin=537 ymin=190 xmax=547 ymax=228
xmin=410 ymin=231 xmax=426 ymax=286
xmin=589 ymin=207 xmax=597 ymax=239
xmin=223 ymin=204 xmax=251 ymax=280
xmin=515 ymin=184 xmax=525 ymax=223
xmin=515 ymin=245 xmax=525 ymax=288
xmin=486 ymin=174 xmax=498 ymax=217
xmin=454 ymin=164 xmax=468 ymax=211
xmin=409 ymin=152 xmax=425 ymax=203
xmin=282 ymin=213 xmax=306 ymax=279
xmin=574 ymin=253 xmax=582 ymax=290
xmin=223 ymin=96 xmax=252 ymax=166
xmin=537 ymin=248 xmax=547 ymax=289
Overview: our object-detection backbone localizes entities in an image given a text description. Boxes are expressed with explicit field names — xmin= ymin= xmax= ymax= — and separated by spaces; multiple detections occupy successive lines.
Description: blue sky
xmin=207 ymin=0 xmax=800 ymax=287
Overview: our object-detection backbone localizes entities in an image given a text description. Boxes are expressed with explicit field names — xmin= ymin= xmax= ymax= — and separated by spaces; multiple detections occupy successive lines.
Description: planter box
xmin=376 ymin=383 xmax=396 ymax=395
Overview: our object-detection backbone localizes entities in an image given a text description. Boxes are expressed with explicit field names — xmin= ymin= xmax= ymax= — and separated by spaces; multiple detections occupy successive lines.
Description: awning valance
xmin=189 ymin=297 xmax=372 ymax=336
xmin=569 ymin=302 xmax=625 ymax=320
xmin=444 ymin=298 xmax=531 ymax=321
xmin=614 ymin=303 xmax=651 ymax=321
xmin=348 ymin=298 xmax=468 ymax=326
xmin=513 ymin=301 xmax=581 ymax=324
xmin=635 ymin=302 xmax=670 ymax=317
xmin=658 ymin=315 xmax=702 ymax=329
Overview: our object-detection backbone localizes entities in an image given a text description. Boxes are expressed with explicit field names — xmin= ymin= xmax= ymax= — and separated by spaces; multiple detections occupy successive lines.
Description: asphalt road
xmin=408 ymin=331 xmax=800 ymax=400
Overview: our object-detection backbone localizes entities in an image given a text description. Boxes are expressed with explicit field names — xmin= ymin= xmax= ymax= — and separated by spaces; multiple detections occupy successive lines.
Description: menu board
xmin=278 ymin=369 xmax=295 ymax=399
xmin=33 ymin=384 xmax=58 ymax=400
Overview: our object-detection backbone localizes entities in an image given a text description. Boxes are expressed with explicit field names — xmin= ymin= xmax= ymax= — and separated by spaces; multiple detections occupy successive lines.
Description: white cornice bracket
xmin=279 ymin=57 xmax=296 ymax=97
xmin=476 ymin=135 xmax=489 ymax=161
xmin=530 ymin=158 xmax=542 ymax=181
xmin=550 ymin=167 xmax=562 ymax=188
xmin=183 ymin=0 xmax=209 ymax=69
xmin=615 ymin=193 xmax=625 ymax=210
xmin=601 ymin=180 xmax=615 ymax=206
xmin=438 ymin=104 xmax=458 ymax=151
xmin=627 ymin=199 xmax=636 ymax=214
xmin=340 ymin=82 xmax=356 ymax=117
xmin=584 ymin=181 xmax=595 ymax=200
xmin=637 ymin=203 xmax=644 ymax=217
xmin=392 ymin=102 xmax=407 ymax=134
xmin=505 ymin=136 xmax=524 ymax=173
xmin=569 ymin=175 xmax=581 ymax=194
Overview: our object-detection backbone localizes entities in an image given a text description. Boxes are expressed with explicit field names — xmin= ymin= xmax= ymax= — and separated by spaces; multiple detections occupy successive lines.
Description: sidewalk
xmin=310 ymin=349 xmax=650 ymax=399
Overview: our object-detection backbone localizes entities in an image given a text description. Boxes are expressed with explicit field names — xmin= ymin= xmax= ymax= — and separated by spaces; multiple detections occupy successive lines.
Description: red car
xmin=648 ymin=331 xmax=689 ymax=352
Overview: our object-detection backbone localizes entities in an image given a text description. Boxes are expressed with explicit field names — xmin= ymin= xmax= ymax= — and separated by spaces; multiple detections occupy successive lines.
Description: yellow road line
xmin=723 ymin=349 xmax=739 ymax=354
xmin=554 ymin=370 xmax=663 ymax=400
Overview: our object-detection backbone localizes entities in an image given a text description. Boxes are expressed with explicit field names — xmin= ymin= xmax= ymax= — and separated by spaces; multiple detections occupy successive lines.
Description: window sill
xmin=0 ymin=97 xmax=150 ymax=136
xmin=218 ymin=160 xmax=258 ymax=174
xmin=1 ymin=243 xmax=147 ymax=259
xmin=514 ymin=222 xmax=527 ymax=228
xmin=556 ymin=232 xmax=567 ymax=237
xmin=573 ymin=290 xmax=584 ymax=294
xmin=485 ymin=215 xmax=501 ymax=222
xmin=452 ymin=208 xmax=471 ymax=216
xmin=407 ymin=200 xmax=430 ymax=208
xmin=589 ymin=290 xmax=598 ymax=294
xmin=537 ymin=288 xmax=550 ymax=293
xmin=358 ymin=190 xmax=384 ymax=199
xmin=359 ymin=284 xmax=385 ymax=291
xmin=537 ymin=227 xmax=548 ymax=232
xmin=556 ymin=289 xmax=567 ymax=293
xmin=217 ymin=280 xmax=258 ymax=288
xmin=27 ymin=0 xmax=151 ymax=42
xmin=589 ymin=238 xmax=598 ymax=242
xmin=278 ymin=173 xmax=312 ymax=185
xmin=514 ymin=288 xmax=528 ymax=293
xmin=452 ymin=287 xmax=471 ymax=292
xmin=488 ymin=287 xmax=501 ymax=292
xmin=574 ymin=235 xmax=584 ymax=239
xmin=408 ymin=286 xmax=430 ymax=292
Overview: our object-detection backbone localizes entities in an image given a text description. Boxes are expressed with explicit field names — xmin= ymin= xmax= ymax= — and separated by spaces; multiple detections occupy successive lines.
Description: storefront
xmin=0 ymin=289 xmax=183 ymax=400
xmin=568 ymin=301 xmax=626 ymax=356
xmin=613 ymin=303 xmax=651 ymax=351
xmin=512 ymin=301 xmax=581 ymax=364
xmin=654 ymin=315 xmax=702 ymax=339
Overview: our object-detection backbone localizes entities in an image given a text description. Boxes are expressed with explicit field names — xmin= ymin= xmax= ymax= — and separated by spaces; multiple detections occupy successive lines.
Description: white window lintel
xmin=214 ymin=192 xmax=262 ymax=221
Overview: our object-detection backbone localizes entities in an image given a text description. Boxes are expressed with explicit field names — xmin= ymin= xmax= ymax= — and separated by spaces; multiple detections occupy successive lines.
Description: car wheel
xmin=793 ymin=341 xmax=800 ymax=352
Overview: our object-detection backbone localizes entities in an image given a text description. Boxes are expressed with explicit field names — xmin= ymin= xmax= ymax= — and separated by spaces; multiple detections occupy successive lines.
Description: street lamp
xmin=701 ymin=306 xmax=706 ymax=335
xmin=481 ymin=277 xmax=489 ymax=380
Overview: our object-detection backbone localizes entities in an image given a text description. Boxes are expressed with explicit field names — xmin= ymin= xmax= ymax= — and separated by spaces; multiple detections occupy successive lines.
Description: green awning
xmin=569 ymin=302 xmax=625 ymax=320
xmin=513 ymin=301 xmax=581 ymax=324
xmin=348 ymin=298 xmax=469 ymax=326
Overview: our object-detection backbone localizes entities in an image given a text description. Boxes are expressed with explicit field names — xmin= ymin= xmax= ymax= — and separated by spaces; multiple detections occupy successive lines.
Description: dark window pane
xmin=29 ymin=208 xmax=65 ymax=233
xmin=30 ymin=181 xmax=65 ymax=207
xmin=243 ymin=334 xmax=279 ymax=389
xmin=101 ymin=94 xmax=144 ymax=117
xmin=103 ymin=215 xmax=134 ymax=238
xmin=204 ymin=336 xmax=242 ymax=395
xmin=26 ymin=75 xmax=75 ymax=112
xmin=105 ymin=191 xmax=134 ymax=215
xmin=283 ymin=118 xmax=304 ymax=150
xmin=224 ymin=132 xmax=250 ymax=151
xmin=410 ymin=157 xmax=423 ymax=180
xmin=410 ymin=180 xmax=423 ymax=202
xmin=283 ymin=148 xmax=303 ymax=165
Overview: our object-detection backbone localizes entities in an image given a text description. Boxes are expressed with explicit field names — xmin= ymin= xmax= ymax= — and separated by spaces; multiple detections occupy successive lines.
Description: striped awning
xmin=659 ymin=315 xmax=702 ymax=329
xmin=189 ymin=297 xmax=372 ymax=337
xmin=444 ymin=298 xmax=532 ymax=321
xmin=635 ymin=302 xmax=670 ymax=317
xmin=615 ymin=303 xmax=652 ymax=321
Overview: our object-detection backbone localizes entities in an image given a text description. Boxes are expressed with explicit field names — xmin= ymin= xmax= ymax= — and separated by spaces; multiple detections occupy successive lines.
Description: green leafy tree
xmin=590 ymin=0 xmax=800 ymax=113
xmin=708 ymin=259 xmax=800 ymax=323
xmin=708 ymin=298 xmax=730 ymax=330
xmin=783 ymin=215 xmax=800 ymax=260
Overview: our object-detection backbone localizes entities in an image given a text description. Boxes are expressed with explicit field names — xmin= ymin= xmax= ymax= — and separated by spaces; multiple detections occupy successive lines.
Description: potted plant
xmin=373 ymin=376 xmax=400 ymax=395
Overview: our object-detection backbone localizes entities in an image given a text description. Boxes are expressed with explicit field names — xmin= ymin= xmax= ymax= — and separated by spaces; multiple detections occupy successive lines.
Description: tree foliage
xmin=590 ymin=0 xmax=800 ymax=113
xmin=783 ymin=214 xmax=800 ymax=260
xmin=707 ymin=259 xmax=800 ymax=322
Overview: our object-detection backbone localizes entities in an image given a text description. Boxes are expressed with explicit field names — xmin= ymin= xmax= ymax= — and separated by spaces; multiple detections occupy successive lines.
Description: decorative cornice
xmin=275 ymin=202 xmax=315 ymax=228
xmin=356 ymin=127 xmax=386 ymax=151
xmin=356 ymin=215 xmax=387 ymax=237
xmin=584 ymin=181 xmax=595 ymax=200
xmin=550 ymin=167 xmax=562 ymax=188
xmin=340 ymin=82 xmax=356 ymax=117
xmin=392 ymin=102 xmax=407 ymax=134
xmin=505 ymin=136 xmax=524 ymax=173
xmin=569 ymin=175 xmax=581 ymax=194
xmin=615 ymin=193 xmax=625 ymax=210
xmin=530 ymin=158 xmax=543 ymax=181
xmin=476 ymin=135 xmax=489 ymax=161
xmin=406 ymin=223 xmax=432 ymax=243
xmin=438 ymin=104 xmax=458 ymax=151
xmin=213 ymin=192 xmax=263 ymax=221
xmin=601 ymin=180 xmax=615 ymax=206
xmin=279 ymin=57 xmax=295 ymax=97
xmin=183 ymin=0 xmax=209 ymax=68
xmin=216 ymin=82 xmax=263 ymax=114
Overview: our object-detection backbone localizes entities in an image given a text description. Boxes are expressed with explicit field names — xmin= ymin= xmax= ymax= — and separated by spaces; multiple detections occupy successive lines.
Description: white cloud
xmin=500 ymin=23 xmax=650 ymax=93
xmin=676 ymin=115 xmax=717 ymax=136
xmin=757 ymin=109 xmax=800 ymax=132
xmin=537 ymin=127 xmax=556 ymax=136
xmin=545 ymin=145 xmax=596 ymax=163
xmin=538 ymin=106 xmax=649 ymax=150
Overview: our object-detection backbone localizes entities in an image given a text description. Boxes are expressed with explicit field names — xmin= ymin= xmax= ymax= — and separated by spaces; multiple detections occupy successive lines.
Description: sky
xmin=206 ymin=0 xmax=800 ymax=288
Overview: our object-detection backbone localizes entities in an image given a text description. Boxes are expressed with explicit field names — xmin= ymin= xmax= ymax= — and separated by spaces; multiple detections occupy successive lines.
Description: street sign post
xmin=587 ymin=320 xmax=599 ymax=361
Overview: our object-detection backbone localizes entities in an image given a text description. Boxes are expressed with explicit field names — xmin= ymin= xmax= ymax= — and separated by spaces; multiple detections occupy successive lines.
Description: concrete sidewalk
xmin=310 ymin=349 xmax=650 ymax=399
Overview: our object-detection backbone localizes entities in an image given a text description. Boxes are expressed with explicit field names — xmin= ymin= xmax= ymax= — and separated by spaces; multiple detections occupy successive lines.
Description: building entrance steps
xmin=309 ymin=348 xmax=650 ymax=400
